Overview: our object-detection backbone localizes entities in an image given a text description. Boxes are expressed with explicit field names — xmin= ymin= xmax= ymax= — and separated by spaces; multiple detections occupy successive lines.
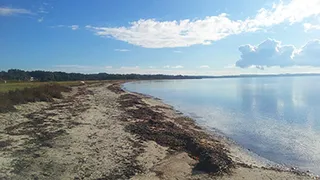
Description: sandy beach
xmin=0 ymin=82 xmax=317 ymax=180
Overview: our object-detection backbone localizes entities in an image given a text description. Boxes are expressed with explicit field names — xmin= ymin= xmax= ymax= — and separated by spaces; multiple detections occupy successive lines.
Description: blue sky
xmin=1 ymin=0 xmax=320 ymax=75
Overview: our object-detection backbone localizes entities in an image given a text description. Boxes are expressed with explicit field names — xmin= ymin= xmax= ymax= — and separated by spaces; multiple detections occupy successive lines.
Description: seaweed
xmin=118 ymin=90 xmax=234 ymax=174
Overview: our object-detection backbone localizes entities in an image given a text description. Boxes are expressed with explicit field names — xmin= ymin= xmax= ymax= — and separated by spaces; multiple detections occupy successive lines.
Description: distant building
xmin=30 ymin=77 xmax=34 ymax=81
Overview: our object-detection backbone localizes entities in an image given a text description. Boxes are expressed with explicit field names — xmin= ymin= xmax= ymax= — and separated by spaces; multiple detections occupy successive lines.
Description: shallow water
xmin=124 ymin=77 xmax=320 ymax=175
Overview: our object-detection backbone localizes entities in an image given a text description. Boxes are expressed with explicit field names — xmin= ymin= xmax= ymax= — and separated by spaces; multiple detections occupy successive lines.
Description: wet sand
xmin=0 ymin=82 xmax=317 ymax=179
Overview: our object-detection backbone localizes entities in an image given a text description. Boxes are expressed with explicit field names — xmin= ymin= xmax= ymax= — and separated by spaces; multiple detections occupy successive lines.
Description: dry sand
xmin=0 ymin=82 xmax=318 ymax=180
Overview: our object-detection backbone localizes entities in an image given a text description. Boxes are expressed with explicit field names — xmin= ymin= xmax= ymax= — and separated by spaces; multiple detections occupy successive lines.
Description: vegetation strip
xmin=0 ymin=84 xmax=71 ymax=113
xmin=0 ymin=69 xmax=203 ymax=82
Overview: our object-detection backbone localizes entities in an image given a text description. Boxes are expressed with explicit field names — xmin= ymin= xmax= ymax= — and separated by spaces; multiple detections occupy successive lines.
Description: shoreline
xmin=121 ymin=82 xmax=273 ymax=166
xmin=119 ymin=81 xmax=318 ymax=178
xmin=0 ymin=81 xmax=317 ymax=179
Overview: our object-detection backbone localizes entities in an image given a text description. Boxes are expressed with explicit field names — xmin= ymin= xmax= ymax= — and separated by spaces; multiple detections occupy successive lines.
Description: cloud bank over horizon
xmin=86 ymin=0 xmax=320 ymax=48
xmin=236 ymin=39 xmax=320 ymax=69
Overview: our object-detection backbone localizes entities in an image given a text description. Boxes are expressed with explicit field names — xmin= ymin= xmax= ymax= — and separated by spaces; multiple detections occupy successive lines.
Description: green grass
xmin=0 ymin=81 xmax=101 ymax=93
xmin=0 ymin=82 xmax=43 ymax=93
xmin=0 ymin=80 xmax=103 ymax=113
xmin=0 ymin=84 xmax=72 ymax=113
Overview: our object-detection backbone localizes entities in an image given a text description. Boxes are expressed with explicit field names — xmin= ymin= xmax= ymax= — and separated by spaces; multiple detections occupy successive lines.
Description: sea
xmin=123 ymin=76 xmax=320 ymax=175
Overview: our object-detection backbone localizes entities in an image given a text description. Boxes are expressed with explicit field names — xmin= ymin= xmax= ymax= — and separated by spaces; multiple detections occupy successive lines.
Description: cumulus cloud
xmin=0 ymin=7 xmax=33 ymax=16
xmin=236 ymin=39 xmax=295 ymax=68
xmin=86 ymin=0 xmax=320 ymax=48
xmin=304 ymin=23 xmax=320 ymax=32
xmin=294 ymin=40 xmax=320 ymax=66
xmin=236 ymin=39 xmax=320 ymax=68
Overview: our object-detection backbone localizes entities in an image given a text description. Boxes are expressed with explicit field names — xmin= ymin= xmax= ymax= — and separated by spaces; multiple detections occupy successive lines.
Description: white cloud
xmin=86 ymin=0 xmax=320 ymax=48
xmin=304 ymin=23 xmax=320 ymax=32
xmin=114 ymin=49 xmax=130 ymax=52
xmin=235 ymin=39 xmax=320 ymax=68
xmin=0 ymin=7 xmax=33 ymax=16
xmin=173 ymin=50 xmax=182 ymax=53
xmin=86 ymin=14 xmax=249 ymax=48
xmin=294 ymin=39 xmax=320 ymax=66
xmin=199 ymin=65 xmax=210 ymax=69
xmin=70 ymin=25 xmax=79 ymax=30
xmin=51 ymin=25 xmax=79 ymax=30
xmin=236 ymin=39 xmax=295 ymax=68
xmin=252 ymin=0 xmax=320 ymax=26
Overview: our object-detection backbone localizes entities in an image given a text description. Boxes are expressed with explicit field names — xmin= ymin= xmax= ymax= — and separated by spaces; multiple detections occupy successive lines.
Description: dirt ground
xmin=0 ymin=82 xmax=317 ymax=180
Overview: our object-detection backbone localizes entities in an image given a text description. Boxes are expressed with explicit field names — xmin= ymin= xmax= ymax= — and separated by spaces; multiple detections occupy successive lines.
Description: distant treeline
xmin=2 ymin=69 xmax=319 ymax=82
xmin=0 ymin=69 xmax=203 ymax=82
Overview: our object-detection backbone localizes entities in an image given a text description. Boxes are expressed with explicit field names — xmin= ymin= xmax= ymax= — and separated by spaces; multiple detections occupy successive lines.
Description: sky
xmin=1 ymin=0 xmax=320 ymax=75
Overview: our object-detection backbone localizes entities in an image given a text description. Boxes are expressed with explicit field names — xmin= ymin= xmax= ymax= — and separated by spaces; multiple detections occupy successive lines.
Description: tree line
xmin=0 ymin=69 xmax=203 ymax=82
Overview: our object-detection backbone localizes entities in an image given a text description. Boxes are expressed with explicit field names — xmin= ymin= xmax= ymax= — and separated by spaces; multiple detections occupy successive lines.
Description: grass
xmin=0 ymin=83 xmax=72 ymax=113
xmin=0 ymin=80 xmax=100 ymax=93
xmin=0 ymin=80 xmax=103 ymax=113
xmin=0 ymin=82 xmax=43 ymax=93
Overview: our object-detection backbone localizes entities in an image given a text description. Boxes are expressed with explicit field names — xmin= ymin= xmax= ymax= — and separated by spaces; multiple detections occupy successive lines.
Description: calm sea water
xmin=124 ymin=77 xmax=320 ymax=174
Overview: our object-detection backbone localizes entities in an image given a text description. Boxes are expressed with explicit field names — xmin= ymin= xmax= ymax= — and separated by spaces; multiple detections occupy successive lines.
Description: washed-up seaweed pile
xmin=111 ymin=84 xmax=234 ymax=175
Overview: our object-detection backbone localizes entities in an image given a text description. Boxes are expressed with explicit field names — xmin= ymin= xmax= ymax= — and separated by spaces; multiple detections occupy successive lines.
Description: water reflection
xmin=237 ymin=77 xmax=320 ymax=127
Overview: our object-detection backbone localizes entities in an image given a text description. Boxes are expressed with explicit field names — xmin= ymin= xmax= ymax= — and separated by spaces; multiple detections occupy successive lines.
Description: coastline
xmin=119 ymin=81 xmax=318 ymax=179
xmin=0 ymin=81 xmax=317 ymax=179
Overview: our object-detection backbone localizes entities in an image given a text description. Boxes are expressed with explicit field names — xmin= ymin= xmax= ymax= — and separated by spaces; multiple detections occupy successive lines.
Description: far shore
xmin=0 ymin=81 xmax=317 ymax=179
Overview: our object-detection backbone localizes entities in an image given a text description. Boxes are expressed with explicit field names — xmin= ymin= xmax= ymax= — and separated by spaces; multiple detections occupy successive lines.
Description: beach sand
xmin=0 ymin=82 xmax=317 ymax=179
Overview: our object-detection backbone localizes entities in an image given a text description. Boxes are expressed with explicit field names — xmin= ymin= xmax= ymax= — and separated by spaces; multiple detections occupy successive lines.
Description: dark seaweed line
xmin=110 ymin=83 xmax=235 ymax=176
